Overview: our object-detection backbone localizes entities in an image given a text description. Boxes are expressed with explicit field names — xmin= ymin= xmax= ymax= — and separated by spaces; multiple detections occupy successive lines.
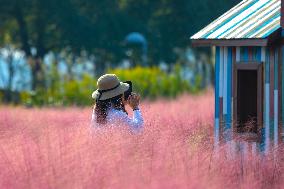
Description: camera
xmin=123 ymin=81 xmax=132 ymax=101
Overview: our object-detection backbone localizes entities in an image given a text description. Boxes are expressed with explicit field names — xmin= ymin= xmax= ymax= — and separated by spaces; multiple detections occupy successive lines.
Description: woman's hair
xmin=94 ymin=94 xmax=127 ymax=124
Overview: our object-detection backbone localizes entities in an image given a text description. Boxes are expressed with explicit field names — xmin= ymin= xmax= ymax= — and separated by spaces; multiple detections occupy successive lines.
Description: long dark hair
xmin=94 ymin=94 xmax=127 ymax=124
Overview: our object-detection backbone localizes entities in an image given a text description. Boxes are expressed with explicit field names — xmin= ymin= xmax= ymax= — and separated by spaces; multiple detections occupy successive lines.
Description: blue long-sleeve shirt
xmin=91 ymin=108 xmax=144 ymax=132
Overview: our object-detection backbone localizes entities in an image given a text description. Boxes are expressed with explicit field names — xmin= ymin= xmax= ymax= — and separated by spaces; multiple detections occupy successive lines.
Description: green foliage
xmin=111 ymin=66 xmax=200 ymax=99
xmin=19 ymin=67 xmax=201 ymax=106
xmin=20 ymin=75 xmax=95 ymax=107
xmin=0 ymin=0 xmax=240 ymax=64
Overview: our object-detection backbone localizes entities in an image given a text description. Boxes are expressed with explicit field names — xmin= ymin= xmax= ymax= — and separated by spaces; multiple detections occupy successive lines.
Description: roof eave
xmin=191 ymin=28 xmax=282 ymax=47
xmin=191 ymin=38 xmax=268 ymax=47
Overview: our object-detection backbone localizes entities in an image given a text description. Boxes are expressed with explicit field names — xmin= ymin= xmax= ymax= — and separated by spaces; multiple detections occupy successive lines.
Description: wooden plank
xmin=280 ymin=45 xmax=284 ymax=140
xmin=219 ymin=47 xmax=224 ymax=139
xmin=219 ymin=97 xmax=224 ymax=141
xmin=248 ymin=47 xmax=253 ymax=61
xmin=219 ymin=47 xmax=224 ymax=98
xmin=274 ymin=90 xmax=279 ymax=145
xmin=214 ymin=118 xmax=220 ymax=148
xmin=242 ymin=47 xmax=249 ymax=62
xmin=191 ymin=39 xmax=268 ymax=47
xmin=252 ymin=47 xmax=256 ymax=61
xmin=261 ymin=47 xmax=266 ymax=129
xmin=232 ymin=47 xmax=236 ymax=128
xmin=245 ymin=47 xmax=253 ymax=61
xmin=236 ymin=47 xmax=241 ymax=63
xmin=233 ymin=62 xmax=237 ymax=134
xmin=270 ymin=48 xmax=274 ymax=121
xmin=265 ymin=48 xmax=270 ymax=153
xmin=215 ymin=47 xmax=220 ymax=146
xmin=232 ymin=62 xmax=263 ymax=70
xmin=257 ymin=63 xmax=263 ymax=133
xmin=226 ymin=47 xmax=233 ymax=130
xmin=279 ymin=46 xmax=282 ymax=142
xmin=261 ymin=47 xmax=266 ymax=64
xmin=274 ymin=48 xmax=279 ymax=146
xmin=256 ymin=47 xmax=262 ymax=62
xmin=223 ymin=47 xmax=228 ymax=115
xmin=215 ymin=47 xmax=220 ymax=119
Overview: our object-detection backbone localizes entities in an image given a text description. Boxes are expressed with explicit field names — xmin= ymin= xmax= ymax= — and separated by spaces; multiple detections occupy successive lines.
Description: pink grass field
xmin=0 ymin=91 xmax=283 ymax=189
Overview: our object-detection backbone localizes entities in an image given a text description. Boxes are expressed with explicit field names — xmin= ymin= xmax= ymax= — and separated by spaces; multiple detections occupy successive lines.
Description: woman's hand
xmin=128 ymin=92 xmax=140 ymax=110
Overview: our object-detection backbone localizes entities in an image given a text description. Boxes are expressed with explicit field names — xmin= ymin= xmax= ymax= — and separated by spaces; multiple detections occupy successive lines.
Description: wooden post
xmin=281 ymin=0 xmax=284 ymax=28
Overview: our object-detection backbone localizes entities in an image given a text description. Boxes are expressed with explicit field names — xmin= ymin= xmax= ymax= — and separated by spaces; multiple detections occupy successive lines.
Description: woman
xmin=91 ymin=74 xmax=143 ymax=131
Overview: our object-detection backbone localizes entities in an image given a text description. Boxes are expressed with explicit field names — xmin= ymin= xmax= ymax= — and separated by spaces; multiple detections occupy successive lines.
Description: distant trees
xmin=0 ymin=0 xmax=240 ymax=91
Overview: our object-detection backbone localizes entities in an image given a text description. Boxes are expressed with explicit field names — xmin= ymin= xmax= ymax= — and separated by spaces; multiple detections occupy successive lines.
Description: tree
xmin=0 ymin=0 xmax=242 ymax=84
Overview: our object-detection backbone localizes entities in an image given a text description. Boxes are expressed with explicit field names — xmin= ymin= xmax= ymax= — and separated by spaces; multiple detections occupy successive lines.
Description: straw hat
xmin=91 ymin=74 xmax=129 ymax=101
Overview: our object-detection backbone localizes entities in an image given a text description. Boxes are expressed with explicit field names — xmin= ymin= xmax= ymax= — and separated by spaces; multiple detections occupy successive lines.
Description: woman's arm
xmin=110 ymin=109 xmax=144 ymax=131
xmin=127 ymin=93 xmax=144 ymax=131
xmin=131 ymin=109 xmax=144 ymax=130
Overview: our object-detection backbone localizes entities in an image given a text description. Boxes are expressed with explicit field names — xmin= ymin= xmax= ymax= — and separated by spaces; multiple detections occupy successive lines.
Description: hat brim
xmin=92 ymin=82 xmax=129 ymax=100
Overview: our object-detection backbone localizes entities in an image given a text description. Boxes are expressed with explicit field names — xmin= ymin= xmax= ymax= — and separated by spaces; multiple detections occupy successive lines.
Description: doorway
xmin=234 ymin=63 xmax=263 ymax=134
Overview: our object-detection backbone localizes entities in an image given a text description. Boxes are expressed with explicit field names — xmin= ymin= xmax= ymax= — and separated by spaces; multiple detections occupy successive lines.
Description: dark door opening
xmin=237 ymin=70 xmax=258 ymax=133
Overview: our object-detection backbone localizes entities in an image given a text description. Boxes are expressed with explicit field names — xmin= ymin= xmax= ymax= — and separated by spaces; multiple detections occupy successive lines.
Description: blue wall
xmin=214 ymin=46 xmax=281 ymax=151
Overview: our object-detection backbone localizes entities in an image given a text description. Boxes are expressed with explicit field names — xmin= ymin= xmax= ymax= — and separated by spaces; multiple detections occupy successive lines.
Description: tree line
xmin=0 ymin=0 xmax=240 ymax=91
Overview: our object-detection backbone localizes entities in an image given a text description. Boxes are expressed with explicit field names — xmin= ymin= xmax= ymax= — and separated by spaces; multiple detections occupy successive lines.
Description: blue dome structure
xmin=125 ymin=32 xmax=148 ymax=66
xmin=125 ymin=32 xmax=147 ymax=44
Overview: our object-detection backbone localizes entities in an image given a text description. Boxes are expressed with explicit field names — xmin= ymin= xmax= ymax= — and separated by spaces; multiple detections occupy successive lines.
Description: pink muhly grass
xmin=0 ymin=90 xmax=283 ymax=189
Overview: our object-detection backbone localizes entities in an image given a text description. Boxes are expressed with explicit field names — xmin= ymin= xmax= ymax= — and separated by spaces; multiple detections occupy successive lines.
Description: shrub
xmin=110 ymin=66 xmax=200 ymax=99
xmin=19 ymin=66 xmax=201 ymax=106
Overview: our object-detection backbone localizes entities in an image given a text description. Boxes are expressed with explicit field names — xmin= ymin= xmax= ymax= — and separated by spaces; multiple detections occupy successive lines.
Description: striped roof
xmin=191 ymin=0 xmax=281 ymax=40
